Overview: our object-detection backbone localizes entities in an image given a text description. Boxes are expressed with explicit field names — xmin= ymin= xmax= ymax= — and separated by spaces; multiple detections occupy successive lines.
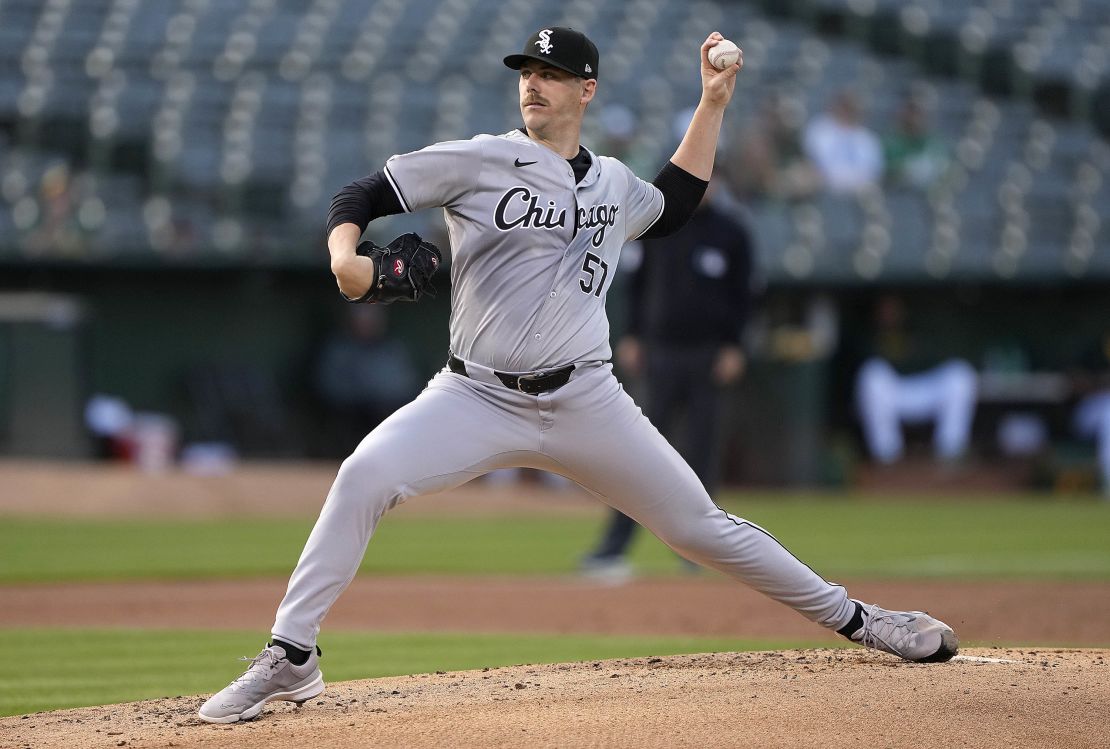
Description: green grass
xmin=0 ymin=628 xmax=825 ymax=717
xmin=3 ymin=495 xmax=1108 ymax=717
xmin=2 ymin=495 xmax=1109 ymax=583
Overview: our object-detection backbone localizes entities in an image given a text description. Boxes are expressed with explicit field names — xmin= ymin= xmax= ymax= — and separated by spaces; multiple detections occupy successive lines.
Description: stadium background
xmin=0 ymin=1 xmax=1109 ymax=743
xmin=2 ymin=0 xmax=1109 ymax=489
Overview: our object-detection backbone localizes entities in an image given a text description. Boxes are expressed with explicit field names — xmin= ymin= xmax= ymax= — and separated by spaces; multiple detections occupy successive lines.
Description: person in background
xmin=24 ymin=162 xmax=88 ymax=255
xmin=803 ymin=90 xmax=883 ymax=194
xmin=1069 ymin=329 xmax=1110 ymax=496
xmin=726 ymin=92 xmax=819 ymax=203
xmin=883 ymin=94 xmax=949 ymax=191
xmin=580 ymin=174 xmax=756 ymax=582
xmin=854 ymin=294 xmax=978 ymax=466
xmin=596 ymin=102 xmax=657 ymax=179
xmin=314 ymin=305 xmax=423 ymax=455
xmin=84 ymin=394 xmax=135 ymax=460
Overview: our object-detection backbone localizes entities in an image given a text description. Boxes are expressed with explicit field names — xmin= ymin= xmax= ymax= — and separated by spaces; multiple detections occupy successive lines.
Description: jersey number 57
xmin=579 ymin=252 xmax=609 ymax=297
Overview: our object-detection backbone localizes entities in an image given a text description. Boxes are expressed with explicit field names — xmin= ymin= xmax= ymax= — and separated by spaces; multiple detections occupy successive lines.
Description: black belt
xmin=448 ymin=354 xmax=575 ymax=395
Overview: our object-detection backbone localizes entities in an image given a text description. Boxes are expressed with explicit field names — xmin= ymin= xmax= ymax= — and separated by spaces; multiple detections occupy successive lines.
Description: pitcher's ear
xmin=581 ymin=78 xmax=597 ymax=105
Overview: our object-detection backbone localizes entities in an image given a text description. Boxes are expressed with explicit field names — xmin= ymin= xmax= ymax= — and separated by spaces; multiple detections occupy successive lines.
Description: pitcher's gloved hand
xmin=343 ymin=232 xmax=442 ymax=304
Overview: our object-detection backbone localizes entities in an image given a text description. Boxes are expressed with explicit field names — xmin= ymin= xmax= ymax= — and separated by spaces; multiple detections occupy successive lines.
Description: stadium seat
xmin=0 ymin=0 xmax=1106 ymax=281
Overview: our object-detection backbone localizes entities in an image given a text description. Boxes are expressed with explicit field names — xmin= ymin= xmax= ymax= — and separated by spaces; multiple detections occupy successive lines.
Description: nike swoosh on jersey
xmin=514 ymin=159 xmax=538 ymax=167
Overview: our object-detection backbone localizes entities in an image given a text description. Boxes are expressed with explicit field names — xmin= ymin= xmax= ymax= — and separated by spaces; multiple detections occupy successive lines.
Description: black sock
xmin=271 ymin=639 xmax=312 ymax=665
xmin=836 ymin=601 xmax=865 ymax=639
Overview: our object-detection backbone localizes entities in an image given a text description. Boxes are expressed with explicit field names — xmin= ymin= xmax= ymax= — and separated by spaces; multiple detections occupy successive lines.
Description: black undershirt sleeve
xmin=640 ymin=161 xmax=709 ymax=239
xmin=326 ymin=171 xmax=404 ymax=236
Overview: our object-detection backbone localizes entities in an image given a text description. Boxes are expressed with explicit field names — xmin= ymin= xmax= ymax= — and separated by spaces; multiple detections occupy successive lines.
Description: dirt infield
xmin=2 ymin=461 xmax=1108 ymax=747
xmin=3 ymin=648 xmax=1107 ymax=749
xmin=3 ymin=576 xmax=1110 ymax=647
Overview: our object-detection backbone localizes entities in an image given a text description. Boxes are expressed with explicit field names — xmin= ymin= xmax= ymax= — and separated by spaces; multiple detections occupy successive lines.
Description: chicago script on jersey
xmin=576 ymin=202 xmax=619 ymax=247
xmin=494 ymin=187 xmax=567 ymax=231
xmin=493 ymin=187 xmax=619 ymax=246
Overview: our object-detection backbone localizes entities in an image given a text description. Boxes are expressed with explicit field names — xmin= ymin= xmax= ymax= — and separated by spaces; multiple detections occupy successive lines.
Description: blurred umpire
xmin=581 ymin=174 xmax=757 ymax=580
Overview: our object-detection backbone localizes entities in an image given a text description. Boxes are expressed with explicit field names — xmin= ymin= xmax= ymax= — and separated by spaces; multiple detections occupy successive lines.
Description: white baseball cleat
xmin=198 ymin=644 xmax=324 ymax=723
xmin=846 ymin=600 xmax=959 ymax=663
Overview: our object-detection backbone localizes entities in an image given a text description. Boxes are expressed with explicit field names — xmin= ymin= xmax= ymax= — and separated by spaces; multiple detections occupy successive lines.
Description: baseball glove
xmin=344 ymin=232 xmax=442 ymax=305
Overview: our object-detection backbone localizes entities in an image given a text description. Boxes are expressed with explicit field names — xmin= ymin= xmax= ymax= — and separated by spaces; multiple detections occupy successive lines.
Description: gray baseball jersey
xmin=383 ymin=129 xmax=663 ymax=372
xmin=271 ymin=131 xmax=855 ymax=651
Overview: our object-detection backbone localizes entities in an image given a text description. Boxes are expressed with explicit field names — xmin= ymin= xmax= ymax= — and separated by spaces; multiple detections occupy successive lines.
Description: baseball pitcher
xmin=199 ymin=27 xmax=958 ymax=724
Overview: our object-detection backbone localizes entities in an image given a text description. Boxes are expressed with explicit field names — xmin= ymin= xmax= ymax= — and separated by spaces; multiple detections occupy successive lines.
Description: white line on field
xmin=951 ymin=655 xmax=1020 ymax=664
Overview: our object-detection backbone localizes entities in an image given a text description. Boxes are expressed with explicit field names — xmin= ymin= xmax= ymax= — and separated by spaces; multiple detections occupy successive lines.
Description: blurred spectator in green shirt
xmin=883 ymin=96 xmax=949 ymax=191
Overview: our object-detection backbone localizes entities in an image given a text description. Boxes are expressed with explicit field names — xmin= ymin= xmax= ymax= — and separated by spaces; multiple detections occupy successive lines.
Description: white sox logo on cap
xmin=535 ymin=29 xmax=554 ymax=54
xmin=504 ymin=26 xmax=599 ymax=80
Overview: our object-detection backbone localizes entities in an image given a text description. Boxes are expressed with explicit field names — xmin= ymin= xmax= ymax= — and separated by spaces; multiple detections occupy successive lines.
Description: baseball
xmin=708 ymin=39 xmax=741 ymax=70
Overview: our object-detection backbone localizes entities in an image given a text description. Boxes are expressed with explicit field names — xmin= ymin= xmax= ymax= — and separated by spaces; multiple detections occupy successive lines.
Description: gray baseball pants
xmin=272 ymin=361 xmax=854 ymax=648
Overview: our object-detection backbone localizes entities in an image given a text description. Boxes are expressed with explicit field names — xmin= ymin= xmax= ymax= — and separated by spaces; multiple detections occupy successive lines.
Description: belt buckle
xmin=515 ymin=371 xmax=545 ymax=394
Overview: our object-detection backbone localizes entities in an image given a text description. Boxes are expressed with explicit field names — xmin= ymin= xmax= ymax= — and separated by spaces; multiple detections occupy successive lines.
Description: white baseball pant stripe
xmin=272 ymin=362 xmax=854 ymax=648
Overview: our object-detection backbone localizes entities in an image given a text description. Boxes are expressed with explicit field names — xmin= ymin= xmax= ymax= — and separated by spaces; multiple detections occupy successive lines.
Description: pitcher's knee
xmin=656 ymin=525 xmax=718 ymax=560
xmin=330 ymin=451 xmax=405 ymax=515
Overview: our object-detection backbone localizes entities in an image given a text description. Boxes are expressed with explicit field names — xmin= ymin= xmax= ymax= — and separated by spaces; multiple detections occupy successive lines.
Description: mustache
xmin=522 ymin=96 xmax=547 ymax=106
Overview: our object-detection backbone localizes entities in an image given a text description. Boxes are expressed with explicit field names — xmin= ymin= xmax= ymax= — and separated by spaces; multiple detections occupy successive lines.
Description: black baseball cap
xmin=503 ymin=27 xmax=599 ymax=80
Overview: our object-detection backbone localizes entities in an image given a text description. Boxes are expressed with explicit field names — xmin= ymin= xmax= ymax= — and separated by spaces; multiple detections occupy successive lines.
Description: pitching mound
xmin=3 ymin=648 xmax=1106 ymax=749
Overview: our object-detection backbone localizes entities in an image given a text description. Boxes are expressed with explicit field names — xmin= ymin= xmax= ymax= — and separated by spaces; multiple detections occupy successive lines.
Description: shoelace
xmin=858 ymin=605 xmax=917 ymax=654
xmin=228 ymin=648 xmax=281 ymax=690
